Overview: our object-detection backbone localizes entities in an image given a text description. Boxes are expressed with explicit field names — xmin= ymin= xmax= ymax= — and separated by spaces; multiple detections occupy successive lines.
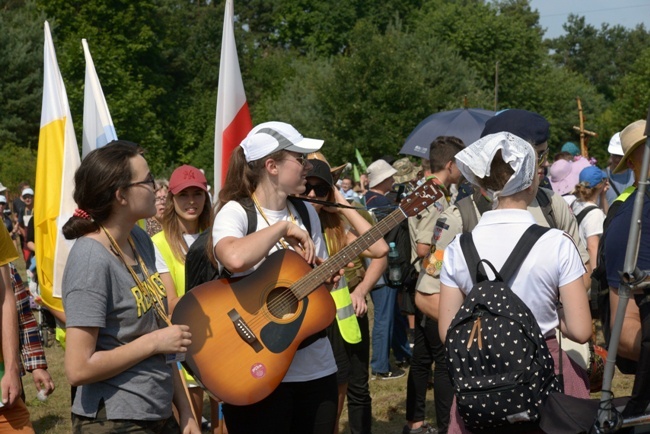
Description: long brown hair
xmin=318 ymin=189 xmax=347 ymax=255
xmin=161 ymin=188 xmax=212 ymax=264
xmin=216 ymin=146 xmax=290 ymax=211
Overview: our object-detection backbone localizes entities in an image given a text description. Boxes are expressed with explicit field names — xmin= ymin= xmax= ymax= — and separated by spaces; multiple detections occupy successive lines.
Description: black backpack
xmin=446 ymin=225 xmax=562 ymax=432
xmin=184 ymin=196 xmax=312 ymax=292
xmin=384 ymin=219 xmax=419 ymax=293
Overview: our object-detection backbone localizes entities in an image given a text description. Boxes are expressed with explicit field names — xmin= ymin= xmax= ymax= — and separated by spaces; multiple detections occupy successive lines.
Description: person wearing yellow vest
xmin=301 ymin=158 xmax=389 ymax=434
xmin=150 ymin=165 xmax=216 ymax=432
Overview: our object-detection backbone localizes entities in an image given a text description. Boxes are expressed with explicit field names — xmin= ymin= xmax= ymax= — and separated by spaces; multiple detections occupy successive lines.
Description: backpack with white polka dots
xmin=446 ymin=225 xmax=562 ymax=431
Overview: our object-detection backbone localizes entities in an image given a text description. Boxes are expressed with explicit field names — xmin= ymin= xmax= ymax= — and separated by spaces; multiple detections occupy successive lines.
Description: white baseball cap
xmin=608 ymin=132 xmax=623 ymax=156
xmin=240 ymin=121 xmax=324 ymax=163
xmin=22 ymin=188 xmax=34 ymax=197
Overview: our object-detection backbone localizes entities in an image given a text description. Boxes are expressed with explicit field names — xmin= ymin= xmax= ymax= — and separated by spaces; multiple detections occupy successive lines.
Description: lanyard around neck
xmin=101 ymin=225 xmax=170 ymax=325
xmin=251 ymin=193 xmax=298 ymax=250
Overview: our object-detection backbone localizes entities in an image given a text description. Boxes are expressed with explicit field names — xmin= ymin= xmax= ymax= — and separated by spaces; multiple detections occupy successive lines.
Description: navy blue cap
xmin=480 ymin=109 xmax=550 ymax=146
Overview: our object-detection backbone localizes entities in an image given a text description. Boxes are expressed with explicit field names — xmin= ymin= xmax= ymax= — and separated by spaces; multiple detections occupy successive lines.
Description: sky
xmin=529 ymin=0 xmax=650 ymax=39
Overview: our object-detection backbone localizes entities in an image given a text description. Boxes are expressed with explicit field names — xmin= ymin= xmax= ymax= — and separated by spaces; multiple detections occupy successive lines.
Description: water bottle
xmin=388 ymin=242 xmax=402 ymax=287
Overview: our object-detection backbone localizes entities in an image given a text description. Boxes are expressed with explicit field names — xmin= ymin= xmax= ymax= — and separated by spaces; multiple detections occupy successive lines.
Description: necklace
xmin=251 ymin=193 xmax=298 ymax=250
xmin=100 ymin=225 xmax=170 ymax=325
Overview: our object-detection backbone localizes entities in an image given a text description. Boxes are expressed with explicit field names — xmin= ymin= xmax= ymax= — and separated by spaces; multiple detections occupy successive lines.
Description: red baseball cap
xmin=169 ymin=165 xmax=208 ymax=195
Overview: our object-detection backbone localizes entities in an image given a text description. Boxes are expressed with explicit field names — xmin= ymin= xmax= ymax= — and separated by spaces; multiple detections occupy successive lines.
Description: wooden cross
xmin=573 ymin=96 xmax=598 ymax=157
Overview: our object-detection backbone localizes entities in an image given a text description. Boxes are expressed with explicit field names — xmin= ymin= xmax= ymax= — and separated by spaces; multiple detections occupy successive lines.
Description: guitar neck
xmin=291 ymin=207 xmax=406 ymax=299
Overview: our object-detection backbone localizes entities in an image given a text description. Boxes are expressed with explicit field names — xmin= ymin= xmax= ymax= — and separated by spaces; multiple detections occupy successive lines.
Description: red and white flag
xmin=214 ymin=0 xmax=252 ymax=194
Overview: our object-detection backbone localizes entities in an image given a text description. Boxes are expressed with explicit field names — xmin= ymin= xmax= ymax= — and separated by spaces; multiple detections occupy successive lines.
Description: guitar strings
xmin=240 ymin=210 xmax=403 ymax=329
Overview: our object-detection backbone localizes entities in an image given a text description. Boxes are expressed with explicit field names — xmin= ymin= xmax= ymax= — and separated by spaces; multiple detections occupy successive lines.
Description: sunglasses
xmin=285 ymin=154 xmax=309 ymax=167
xmin=304 ymin=183 xmax=331 ymax=197
xmin=537 ymin=148 xmax=549 ymax=166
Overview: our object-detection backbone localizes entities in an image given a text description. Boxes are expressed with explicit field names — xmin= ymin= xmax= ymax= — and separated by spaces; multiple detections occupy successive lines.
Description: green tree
xmin=0 ymin=144 xmax=37 ymax=195
xmin=609 ymin=47 xmax=650 ymax=132
xmin=258 ymin=20 xmax=488 ymax=164
xmin=37 ymin=0 xmax=183 ymax=173
xmin=548 ymin=15 xmax=650 ymax=102
xmin=0 ymin=1 xmax=46 ymax=148
xmin=413 ymin=0 xmax=545 ymax=109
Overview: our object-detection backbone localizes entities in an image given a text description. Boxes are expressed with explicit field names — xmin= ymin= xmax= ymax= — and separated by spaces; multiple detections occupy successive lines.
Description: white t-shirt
xmin=211 ymin=199 xmax=337 ymax=382
xmin=440 ymin=209 xmax=586 ymax=337
xmin=154 ymin=232 xmax=200 ymax=273
xmin=570 ymin=200 xmax=605 ymax=247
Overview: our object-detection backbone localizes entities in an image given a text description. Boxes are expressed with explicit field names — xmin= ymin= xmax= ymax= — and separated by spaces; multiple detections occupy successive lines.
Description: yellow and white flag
xmin=34 ymin=21 xmax=81 ymax=313
xmin=82 ymin=38 xmax=117 ymax=159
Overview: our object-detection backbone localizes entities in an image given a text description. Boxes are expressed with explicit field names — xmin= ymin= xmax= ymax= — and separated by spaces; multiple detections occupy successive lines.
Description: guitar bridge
xmin=228 ymin=309 xmax=264 ymax=353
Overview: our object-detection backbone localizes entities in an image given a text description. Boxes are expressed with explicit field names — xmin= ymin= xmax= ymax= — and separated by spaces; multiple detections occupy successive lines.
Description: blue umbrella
xmin=400 ymin=108 xmax=495 ymax=158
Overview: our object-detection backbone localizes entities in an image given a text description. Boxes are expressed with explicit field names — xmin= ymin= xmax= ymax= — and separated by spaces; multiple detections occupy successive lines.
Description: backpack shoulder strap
xmin=237 ymin=197 xmax=257 ymax=236
xmin=457 ymin=195 xmax=479 ymax=233
xmin=499 ymin=225 xmax=551 ymax=282
xmin=575 ymin=205 xmax=599 ymax=226
xmin=288 ymin=196 xmax=312 ymax=236
xmin=459 ymin=232 xmax=488 ymax=284
xmin=536 ymin=188 xmax=557 ymax=228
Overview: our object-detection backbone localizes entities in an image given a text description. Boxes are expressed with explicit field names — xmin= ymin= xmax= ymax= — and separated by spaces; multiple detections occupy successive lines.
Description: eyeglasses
xmin=155 ymin=197 xmax=166 ymax=204
xmin=304 ymin=183 xmax=331 ymax=197
xmin=126 ymin=173 xmax=156 ymax=190
xmin=537 ymin=148 xmax=549 ymax=166
xmin=285 ymin=154 xmax=308 ymax=167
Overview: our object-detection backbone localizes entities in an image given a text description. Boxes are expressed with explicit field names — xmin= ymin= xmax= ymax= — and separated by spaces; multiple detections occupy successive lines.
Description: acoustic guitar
xmin=171 ymin=180 xmax=442 ymax=405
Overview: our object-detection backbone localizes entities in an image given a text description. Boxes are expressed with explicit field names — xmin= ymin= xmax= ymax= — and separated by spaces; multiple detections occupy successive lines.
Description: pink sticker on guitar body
xmin=250 ymin=363 xmax=266 ymax=379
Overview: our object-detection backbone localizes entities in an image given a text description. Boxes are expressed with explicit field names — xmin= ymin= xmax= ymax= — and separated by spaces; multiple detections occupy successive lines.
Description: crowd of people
xmin=0 ymin=110 xmax=647 ymax=434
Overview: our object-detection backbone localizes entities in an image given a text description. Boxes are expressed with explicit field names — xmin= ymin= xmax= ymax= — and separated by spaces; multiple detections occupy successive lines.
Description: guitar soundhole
xmin=266 ymin=287 xmax=299 ymax=320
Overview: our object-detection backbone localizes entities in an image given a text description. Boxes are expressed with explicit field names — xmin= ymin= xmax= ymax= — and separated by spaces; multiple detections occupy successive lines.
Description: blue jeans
xmin=370 ymin=285 xmax=412 ymax=373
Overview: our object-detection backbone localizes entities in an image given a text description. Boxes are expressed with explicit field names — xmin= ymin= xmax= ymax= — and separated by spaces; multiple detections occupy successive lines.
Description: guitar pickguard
xmin=259 ymin=298 xmax=308 ymax=353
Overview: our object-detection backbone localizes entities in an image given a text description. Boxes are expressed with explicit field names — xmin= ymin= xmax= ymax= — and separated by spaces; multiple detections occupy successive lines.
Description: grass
xmin=23 ymin=325 xmax=637 ymax=434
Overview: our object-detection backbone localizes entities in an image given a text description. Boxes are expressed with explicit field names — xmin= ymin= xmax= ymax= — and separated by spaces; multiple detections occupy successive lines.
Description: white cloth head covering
xmin=455 ymin=132 xmax=536 ymax=198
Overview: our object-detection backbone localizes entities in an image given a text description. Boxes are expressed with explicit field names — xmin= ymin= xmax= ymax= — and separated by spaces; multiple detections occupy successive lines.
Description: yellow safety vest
xmin=325 ymin=234 xmax=362 ymax=344
xmin=151 ymin=232 xmax=186 ymax=297
xmin=151 ymin=232 xmax=195 ymax=383
xmin=616 ymin=186 xmax=636 ymax=203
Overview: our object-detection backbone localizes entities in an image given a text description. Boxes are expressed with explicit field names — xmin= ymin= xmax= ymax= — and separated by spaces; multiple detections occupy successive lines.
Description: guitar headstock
xmin=398 ymin=178 xmax=444 ymax=218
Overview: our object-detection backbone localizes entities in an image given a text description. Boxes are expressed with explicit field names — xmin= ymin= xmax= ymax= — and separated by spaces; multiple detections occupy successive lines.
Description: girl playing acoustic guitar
xmin=212 ymin=122 xmax=345 ymax=434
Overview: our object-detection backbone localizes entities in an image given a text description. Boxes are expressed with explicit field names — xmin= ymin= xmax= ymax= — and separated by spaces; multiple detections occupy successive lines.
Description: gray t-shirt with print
xmin=63 ymin=226 xmax=173 ymax=420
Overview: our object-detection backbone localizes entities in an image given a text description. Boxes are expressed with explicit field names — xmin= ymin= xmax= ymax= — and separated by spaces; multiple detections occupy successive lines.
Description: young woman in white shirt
xmin=438 ymin=132 xmax=592 ymax=434
xmin=212 ymin=122 xmax=346 ymax=434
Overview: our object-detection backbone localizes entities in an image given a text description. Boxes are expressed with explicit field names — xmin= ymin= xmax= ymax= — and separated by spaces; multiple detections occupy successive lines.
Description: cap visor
xmin=286 ymin=137 xmax=324 ymax=154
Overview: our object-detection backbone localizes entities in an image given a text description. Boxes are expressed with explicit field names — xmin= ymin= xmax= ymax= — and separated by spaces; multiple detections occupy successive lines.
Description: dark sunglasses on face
xmin=304 ymin=183 xmax=331 ymax=197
